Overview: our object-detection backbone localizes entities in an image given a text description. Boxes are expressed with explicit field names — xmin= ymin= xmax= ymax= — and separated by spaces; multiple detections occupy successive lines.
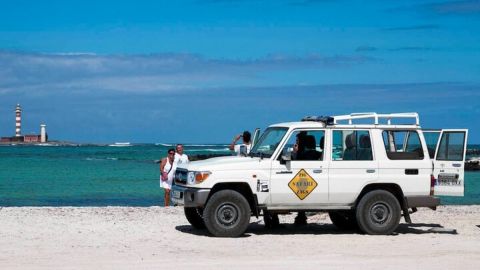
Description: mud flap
xmin=402 ymin=197 xmax=412 ymax=223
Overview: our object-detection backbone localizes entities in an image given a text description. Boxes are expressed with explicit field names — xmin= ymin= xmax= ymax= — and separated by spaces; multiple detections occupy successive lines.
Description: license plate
xmin=172 ymin=190 xmax=183 ymax=199
xmin=438 ymin=173 xmax=460 ymax=185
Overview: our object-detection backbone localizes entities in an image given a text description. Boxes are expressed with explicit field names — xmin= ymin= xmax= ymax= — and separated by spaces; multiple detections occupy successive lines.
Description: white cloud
xmin=0 ymin=51 xmax=377 ymax=95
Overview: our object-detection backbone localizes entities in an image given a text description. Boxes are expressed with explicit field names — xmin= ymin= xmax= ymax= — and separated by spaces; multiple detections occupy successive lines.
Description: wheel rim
xmin=369 ymin=203 xmax=391 ymax=225
xmin=216 ymin=203 xmax=239 ymax=227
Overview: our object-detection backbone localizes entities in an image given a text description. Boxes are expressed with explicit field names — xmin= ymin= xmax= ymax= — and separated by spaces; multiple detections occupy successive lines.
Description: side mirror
xmin=280 ymin=152 xmax=292 ymax=165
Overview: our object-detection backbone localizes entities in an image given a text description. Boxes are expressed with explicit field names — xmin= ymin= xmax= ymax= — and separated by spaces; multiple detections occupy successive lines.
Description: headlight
xmin=187 ymin=172 xmax=195 ymax=185
xmin=187 ymin=171 xmax=211 ymax=184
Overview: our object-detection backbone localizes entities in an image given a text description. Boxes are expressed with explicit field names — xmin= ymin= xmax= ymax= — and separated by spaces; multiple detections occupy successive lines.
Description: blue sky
xmin=0 ymin=0 xmax=479 ymax=143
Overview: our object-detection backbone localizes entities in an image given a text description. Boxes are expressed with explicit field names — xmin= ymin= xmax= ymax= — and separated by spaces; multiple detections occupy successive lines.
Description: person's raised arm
xmin=229 ymin=134 xmax=242 ymax=151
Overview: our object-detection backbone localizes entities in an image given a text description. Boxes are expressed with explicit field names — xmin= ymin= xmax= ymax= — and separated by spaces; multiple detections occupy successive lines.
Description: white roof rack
xmin=333 ymin=112 xmax=419 ymax=125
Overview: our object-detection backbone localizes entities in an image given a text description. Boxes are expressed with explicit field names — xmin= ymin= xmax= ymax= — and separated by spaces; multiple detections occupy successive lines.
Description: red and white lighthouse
xmin=15 ymin=104 xmax=21 ymax=137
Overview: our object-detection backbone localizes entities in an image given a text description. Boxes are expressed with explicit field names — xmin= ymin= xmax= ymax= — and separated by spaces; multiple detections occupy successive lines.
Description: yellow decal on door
xmin=288 ymin=169 xmax=318 ymax=200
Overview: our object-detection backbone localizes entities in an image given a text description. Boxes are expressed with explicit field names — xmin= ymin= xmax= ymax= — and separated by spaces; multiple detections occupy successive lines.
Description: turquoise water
xmin=0 ymin=144 xmax=479 ymax=206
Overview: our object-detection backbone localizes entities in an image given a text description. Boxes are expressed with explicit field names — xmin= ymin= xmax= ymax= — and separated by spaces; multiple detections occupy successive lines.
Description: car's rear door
xmin=433 ymin=129 xmax=468 ymax=196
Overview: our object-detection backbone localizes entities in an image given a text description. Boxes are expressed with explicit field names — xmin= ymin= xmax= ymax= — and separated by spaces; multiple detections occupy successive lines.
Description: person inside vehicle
xmin=296 ymin=135 xmax=321 ymax=160
xmin=291 ymin=131 xmax=307 ymax=160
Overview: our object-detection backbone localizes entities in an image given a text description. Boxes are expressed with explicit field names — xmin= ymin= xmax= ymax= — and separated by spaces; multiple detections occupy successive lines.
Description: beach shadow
xmin=176 ymin=222 xmax=458 ymax=237
xmin=246 ymin=222 xmax=360 ymax=236
xmin=251 ymin=222 xmax=459 ymax=236
xmin=396 ymin=223 xmax=457 ymax=235
xmin=175 ymin=225 xmax=253 ymax=238
xmin=174 ymin=222 xmax=352 ymax=237
xmin=175 ymin=225 xmax=210 ymax=236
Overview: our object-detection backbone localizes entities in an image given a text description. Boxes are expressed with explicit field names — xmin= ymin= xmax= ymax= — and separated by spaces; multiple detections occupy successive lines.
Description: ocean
xmin=0 ymin=144 xmax=479 ymax=206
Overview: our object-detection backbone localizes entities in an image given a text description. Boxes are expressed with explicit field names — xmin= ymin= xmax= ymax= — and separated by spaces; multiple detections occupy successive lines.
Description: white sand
xmin=0 ymin=206 xmax=479 ymax=270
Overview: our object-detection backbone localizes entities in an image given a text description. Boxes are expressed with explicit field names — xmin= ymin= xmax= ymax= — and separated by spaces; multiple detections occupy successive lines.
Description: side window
xmin=437 ymin=132 xmax=466 ymax=161
xmin=281 ymin=130 xmax=325 ymax=161
xmin=405 ymin=132 xmax=422 ymax=152
xmin=332 ymin=130 xmax=373 ymax=161
xmin=382 ymin=130 xmax=424 ymax=160
xmin=423 ymin=131 xmax=440 ymax=158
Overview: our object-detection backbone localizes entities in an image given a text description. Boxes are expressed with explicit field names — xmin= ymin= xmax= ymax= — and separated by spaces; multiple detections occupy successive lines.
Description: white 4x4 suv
xmin=172 ymin=112 xmax=468 ymax=237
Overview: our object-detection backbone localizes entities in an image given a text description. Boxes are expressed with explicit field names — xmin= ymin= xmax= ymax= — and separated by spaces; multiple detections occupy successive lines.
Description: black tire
xmin=263 ymin=210 xmax=280 ymax=229
xmin=356 ymin=190 xmax=401 ymax=235
xmin=328 ymin=210 xmax=358 ymax=230
xmin=203 ymin=190 xmax=251 ymax=237
xmin=184 ymin=207 xmax=205 ymax=229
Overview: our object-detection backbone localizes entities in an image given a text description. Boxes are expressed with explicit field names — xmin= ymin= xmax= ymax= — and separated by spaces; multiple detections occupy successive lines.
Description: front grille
xmin=175 ymin=168 xmax=188 ymax=184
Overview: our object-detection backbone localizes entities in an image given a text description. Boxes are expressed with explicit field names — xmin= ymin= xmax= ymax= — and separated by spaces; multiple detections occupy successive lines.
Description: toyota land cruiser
xmin=172 ymin=112 xmax=468 ymax=237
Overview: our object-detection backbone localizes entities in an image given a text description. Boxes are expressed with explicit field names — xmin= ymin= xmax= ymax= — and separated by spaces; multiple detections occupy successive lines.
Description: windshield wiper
xmin=249 ymin=151 xmax=266 ymax=159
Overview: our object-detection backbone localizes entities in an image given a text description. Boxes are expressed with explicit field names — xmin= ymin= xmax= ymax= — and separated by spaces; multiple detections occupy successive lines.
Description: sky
xmin=0 ymin=0 xmax=479 ymax=143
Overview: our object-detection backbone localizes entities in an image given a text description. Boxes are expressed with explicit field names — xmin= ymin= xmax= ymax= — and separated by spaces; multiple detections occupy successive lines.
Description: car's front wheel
xmin=184 ymin=207 xmax=205 ymax=229
xmin=203 ymin=190 xmax=251 ymax=237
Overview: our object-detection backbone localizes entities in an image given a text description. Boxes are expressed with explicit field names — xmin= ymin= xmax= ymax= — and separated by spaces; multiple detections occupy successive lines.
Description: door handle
xmin=313 ymin=169 xmax=323 ymax=174
xmin=452 ymin=163 xmax=462 ymax=167
xmin=366 ymin=169 xmax=376 ymax=173
xmin=276 ymin=171 xmax=292 ymax=174
xmin=405 ymin=169 xmax=419 ymax=175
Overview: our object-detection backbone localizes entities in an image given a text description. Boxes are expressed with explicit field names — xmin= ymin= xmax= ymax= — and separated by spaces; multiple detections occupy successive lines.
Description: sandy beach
xmin=0 ymin=205 xmax=479 ymax=270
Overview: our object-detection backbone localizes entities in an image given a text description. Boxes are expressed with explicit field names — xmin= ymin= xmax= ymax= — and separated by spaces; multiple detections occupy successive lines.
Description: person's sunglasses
xmin=168 ymin=152 xmax=175 ymax=155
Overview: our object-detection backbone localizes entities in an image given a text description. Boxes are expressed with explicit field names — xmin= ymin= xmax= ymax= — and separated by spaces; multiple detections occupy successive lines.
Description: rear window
xmin=382 ymin=130 xmax=424 ymax=160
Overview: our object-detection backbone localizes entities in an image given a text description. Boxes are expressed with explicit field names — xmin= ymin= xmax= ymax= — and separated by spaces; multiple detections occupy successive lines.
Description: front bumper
xmin=171 ymin=184 xmax=210 ymax=207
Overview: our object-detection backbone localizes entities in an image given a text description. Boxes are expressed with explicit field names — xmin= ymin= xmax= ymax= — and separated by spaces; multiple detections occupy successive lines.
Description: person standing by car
xmin=160 ymin=148 xmax=176 ymax=206
xmin=229 ymin=131 xmax=252 ymax=156
xmin=174 ymin=144 xmax=189 ymax=166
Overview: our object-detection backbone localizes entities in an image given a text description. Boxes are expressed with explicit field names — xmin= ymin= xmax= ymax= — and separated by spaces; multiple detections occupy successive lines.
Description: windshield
xmin=249 ymin=127 xmax=288 ymax=158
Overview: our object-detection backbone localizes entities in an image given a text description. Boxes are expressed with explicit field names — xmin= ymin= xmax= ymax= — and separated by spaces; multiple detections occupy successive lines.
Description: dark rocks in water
xmin=465 ymin=159 xmax=480 ymax=171
xmin=154 ymin=154 xmax=229 ymax=163
xmin=189 ymin=154 xmax=229 ymax=161
xmin=467 ymin=149 xmax=480 ymax=155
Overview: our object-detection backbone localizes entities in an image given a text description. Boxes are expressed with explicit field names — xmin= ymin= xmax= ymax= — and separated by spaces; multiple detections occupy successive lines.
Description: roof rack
xmin=301 ymin=116 xmax=334 ymax=125
xmin=333 ymin=112 xmax=419 ymax=125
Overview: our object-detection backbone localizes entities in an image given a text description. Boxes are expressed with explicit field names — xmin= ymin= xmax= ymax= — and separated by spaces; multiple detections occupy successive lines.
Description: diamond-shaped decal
xmin=288 ymin=169 xmax=318 ymax=200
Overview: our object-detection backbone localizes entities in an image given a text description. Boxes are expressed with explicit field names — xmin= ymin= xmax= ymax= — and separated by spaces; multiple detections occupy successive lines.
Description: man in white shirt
xmin=229 ymin=131 xmax=252 ymax=156
xmin=174 ymin=144 xmax=189 ymax=165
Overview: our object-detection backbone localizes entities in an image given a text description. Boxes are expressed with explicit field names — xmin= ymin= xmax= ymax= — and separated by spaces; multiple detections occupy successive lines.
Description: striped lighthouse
xmin=15 ymin=104 xmax=22 ymax=137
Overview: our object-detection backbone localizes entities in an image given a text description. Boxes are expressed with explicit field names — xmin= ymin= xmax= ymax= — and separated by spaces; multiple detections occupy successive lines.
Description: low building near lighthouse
xmin=1 ymin=104 xmax=48 ymax=144
xmin=23 ymin=134 xmax=41 ymax=143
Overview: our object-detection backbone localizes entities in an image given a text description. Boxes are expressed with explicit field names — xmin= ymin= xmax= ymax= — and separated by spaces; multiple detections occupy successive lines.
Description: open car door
xmin=433 ymin=129 xmax=468 ymax=196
